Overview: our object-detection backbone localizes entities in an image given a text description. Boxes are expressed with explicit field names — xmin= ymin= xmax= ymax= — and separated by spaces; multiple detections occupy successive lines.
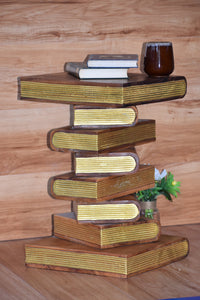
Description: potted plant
xmin=136 ymin=168 xmax=181 ymax=219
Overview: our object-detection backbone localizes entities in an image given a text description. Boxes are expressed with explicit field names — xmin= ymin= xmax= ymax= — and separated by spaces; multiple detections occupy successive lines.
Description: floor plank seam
xmin=0 ymin=263 xmax=48 ymax=300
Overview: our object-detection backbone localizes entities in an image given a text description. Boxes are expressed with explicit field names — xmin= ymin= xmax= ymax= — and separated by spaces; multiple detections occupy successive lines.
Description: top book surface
xmin=85 ymin=54 xmax=138 ymax=68
xmin=18 ymin=72 xmax=187 ymax=106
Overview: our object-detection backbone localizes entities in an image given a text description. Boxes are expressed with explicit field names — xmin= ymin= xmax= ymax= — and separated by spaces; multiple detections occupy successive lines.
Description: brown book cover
xmin=25 ymin=234 xmax=189 ymax=278
xmin=48 ymin=164 xmax=154 ymax=202
xmin=48 ymin=119 xmax=156 ymax=153
xmin=18 ymin=72 xmax=187 ymax=106
xmin=53 ymin=212 xmax=160 ymax=249
xmin=71 ymin=105 xmax=138 ymax=128
xmin=71 ymin=200 xmax=141 ymax=224
xmin=73 ymin=151 xmax=139 ymax=176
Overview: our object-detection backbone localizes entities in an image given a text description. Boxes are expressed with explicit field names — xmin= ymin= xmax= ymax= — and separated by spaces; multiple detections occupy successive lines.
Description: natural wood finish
xmin=71 ymin=105 xmax=138 ymax=128
xmin=24 ymin=234 xmax=189 ymax=278
xmin=0 ymin=224 xmax=199 ymax=299
xmin=0 ymin=172 xmax=71 ymax=241
xmin=0 ymin=0 xmax=199 ymax=241
xmin=18 ymin=72 xmax=186 ymax=106
xmin=49 ymin=165 xmax=155 ymax=202
xmin=0 ymin=264 xmax=46 ymax=300
xmin=71 ymin=200 xmax=140 ymax=223
xmin=53 ymin=212 xmax=160 ymax=248
xmin=48 ymin=119 xmax=156 ymax=152
xmin=71 ymin=146 xmax=138 ymax=172
xmin=74 ymin=151 xmax=139 ymax=176
xmin=0 ymin=107 xmax=71 ymax=176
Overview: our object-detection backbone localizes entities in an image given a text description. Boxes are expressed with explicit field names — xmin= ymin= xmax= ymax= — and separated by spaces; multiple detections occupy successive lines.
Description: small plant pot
xmin=139 ymin=200 xmax=160 ymax=221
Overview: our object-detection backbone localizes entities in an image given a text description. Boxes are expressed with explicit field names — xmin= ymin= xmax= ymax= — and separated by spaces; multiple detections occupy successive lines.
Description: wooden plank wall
xmin=0 ymin=0 xmax=199 ymax=241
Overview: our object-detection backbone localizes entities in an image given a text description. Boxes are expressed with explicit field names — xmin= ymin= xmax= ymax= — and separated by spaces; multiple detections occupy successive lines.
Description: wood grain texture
xmin=0 ymin=107 xmax=71 ymax=176
xmin=0 ymin=172 xmax=71 ymax=241
xmin=49 ymin=165 xmax=154 ymax=202
xmin=0 ymin=264 xmax=46 ymax=300
xmin=0 ymin=1 xmax=199 ymax=44
xmin=0 ymin=0 xmax=199 ymax=240
xmin=0 ymin=224 xmax=199 ymax=300
xmin=53 ymin=212 xmax=160 ymax=248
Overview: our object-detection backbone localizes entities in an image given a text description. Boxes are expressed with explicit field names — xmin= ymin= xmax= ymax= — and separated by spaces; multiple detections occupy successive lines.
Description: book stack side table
xmin=18 ymin=71 xmax=189 ymax=278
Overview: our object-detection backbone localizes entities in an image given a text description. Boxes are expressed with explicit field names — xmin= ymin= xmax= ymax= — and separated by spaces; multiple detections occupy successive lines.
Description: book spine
xmin=72 ymin=105 xmax=138 ymax=128
xmin=74 ymin=151 xmax=140 ymax=176
xmin=64 ymin=62 xmax=80 ymax=78
xmin=72 ymin=200 xmax=141 ymax=223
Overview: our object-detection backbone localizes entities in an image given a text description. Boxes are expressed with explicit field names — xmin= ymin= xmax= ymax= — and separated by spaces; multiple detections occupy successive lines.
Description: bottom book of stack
xmin=25 ymin=232 xmax=189 ymax=278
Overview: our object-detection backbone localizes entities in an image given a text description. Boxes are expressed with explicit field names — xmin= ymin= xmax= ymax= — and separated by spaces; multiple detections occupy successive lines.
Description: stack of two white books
xmin=65 ymin=54 xmax=138 ymax=79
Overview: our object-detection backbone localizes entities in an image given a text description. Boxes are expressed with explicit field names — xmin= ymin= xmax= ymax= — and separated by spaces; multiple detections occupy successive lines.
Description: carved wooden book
xmin=18 ymin=72 xmax=187 ymax=106
xmin=25 ymin=234 xmax=189 ymax=278
xmin=71 ymin=105 xmax=138 ymax=128
xmin=73 ymin=150 xmax=139 ymax=176
xmin=48 ymin=164 xmax=155 ymax=202
xmin=72 ymin=200 xmax=141 ymax=223
xmin=53 ymin=212 xmax=160 ymax=248
xmin=48 ymin=119 xmax=156 ymax=153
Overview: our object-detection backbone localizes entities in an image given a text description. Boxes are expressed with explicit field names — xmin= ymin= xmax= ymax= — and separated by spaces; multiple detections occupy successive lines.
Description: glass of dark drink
xmin=143 ymin=41 xmax=174 ymax=76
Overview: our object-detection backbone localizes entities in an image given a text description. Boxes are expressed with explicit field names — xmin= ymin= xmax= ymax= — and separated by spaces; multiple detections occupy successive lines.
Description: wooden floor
xmin=0 ymin=224 xmax=199 ymax=300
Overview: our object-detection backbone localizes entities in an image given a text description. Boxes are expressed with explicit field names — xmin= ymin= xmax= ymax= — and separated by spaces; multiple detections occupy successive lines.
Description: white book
xmin=65 ymin=62 xmax=128 ymax=79
xmin=85 ymin=54 xmax=138 ymax=68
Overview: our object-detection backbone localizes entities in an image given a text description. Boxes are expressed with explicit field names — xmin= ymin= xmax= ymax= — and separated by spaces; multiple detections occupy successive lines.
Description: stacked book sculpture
xmin=18 ymin=54 xmax=189 ymax=278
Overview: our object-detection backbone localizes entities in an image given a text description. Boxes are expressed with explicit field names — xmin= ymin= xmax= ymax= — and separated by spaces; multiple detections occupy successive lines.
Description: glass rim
xmin=145 ymin=41 xmax=173 ymax=46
